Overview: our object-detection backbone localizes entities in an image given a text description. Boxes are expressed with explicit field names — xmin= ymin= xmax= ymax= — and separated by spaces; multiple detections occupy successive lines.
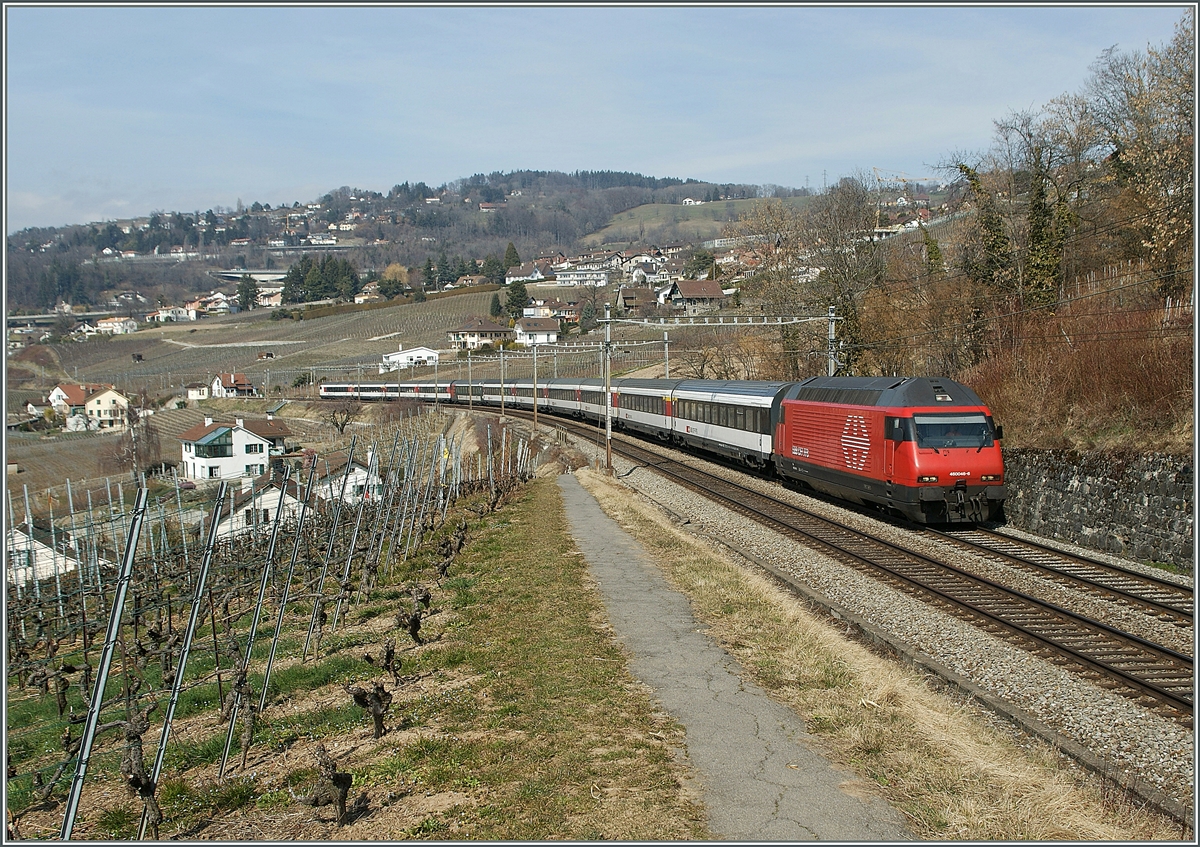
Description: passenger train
xmin=319 ymin=376 xmax=1006 ymax=524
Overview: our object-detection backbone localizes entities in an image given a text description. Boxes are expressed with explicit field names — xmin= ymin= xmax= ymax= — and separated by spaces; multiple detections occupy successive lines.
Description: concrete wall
xmin=1002 ymin=448 xmax=1193 ymax=571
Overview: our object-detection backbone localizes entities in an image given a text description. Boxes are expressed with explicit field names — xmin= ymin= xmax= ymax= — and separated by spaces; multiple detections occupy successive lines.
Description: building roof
xmin=675 ymin=279 xmax=725 ymax=299
xmin=449 ymin=317 xmax=513 ymax=334
xmin=242 ymin=418 xmax=292 ymax=440
xmin=53 ymin=383 xmax=112 ymax=406
xmin=215 ymin=372 xmax=254 ymax=389
xmin=178 ymin=418 xmax=281 ymax=443
xmin=178 ymin=421 xmax=227 ymax=442
xmin=515 ymin=317 xmax=559 ymax=333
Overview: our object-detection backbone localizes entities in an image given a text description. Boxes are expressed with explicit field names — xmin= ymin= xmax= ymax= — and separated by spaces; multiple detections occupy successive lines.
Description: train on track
xmin=319 ymin=375 xmax=1006 ymax=524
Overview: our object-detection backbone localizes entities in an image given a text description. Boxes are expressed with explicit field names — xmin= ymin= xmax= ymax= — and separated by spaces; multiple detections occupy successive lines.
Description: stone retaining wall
xmin=1002 ymin=448 xmax=1193 ymax=571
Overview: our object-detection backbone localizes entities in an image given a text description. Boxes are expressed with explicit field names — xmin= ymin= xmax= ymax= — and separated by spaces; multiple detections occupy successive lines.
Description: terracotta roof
xmin=216 ymin=372 xmax=253 ymax=388
xmin=54 ymin=383 xmax=110 ymax=405
xmin=450 ymin=317 xmax=512 ymax=334
xmin=515 ymin=317 xmax=559 ymax=332
xmin=242 ymin=418 xmax=292 ymax=439
xmin=178 ymin=421 xmax=226 ymax=442
xmin=675 ymin=279 xmax=725 ymax=299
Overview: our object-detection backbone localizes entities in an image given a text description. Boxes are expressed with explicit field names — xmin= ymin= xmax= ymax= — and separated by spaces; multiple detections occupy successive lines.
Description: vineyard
xmin=6 ymin=409 xmax=553 ymax=839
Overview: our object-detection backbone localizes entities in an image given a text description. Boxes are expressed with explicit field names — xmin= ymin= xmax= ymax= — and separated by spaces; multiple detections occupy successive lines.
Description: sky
xmin=4 ymin=4 xmax=1189 ymax=235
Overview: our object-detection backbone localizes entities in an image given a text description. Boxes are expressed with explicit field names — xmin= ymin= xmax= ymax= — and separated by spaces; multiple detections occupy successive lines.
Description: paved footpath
xmin=558 ymin=473 xmax=912 ymax=841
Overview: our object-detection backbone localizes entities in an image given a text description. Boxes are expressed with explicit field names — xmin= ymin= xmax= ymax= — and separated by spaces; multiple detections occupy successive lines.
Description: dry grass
xmin=574 ymin=467 xmax=1188 ymax=841
xmin=8 ymin=469 xmax=710 ymax=841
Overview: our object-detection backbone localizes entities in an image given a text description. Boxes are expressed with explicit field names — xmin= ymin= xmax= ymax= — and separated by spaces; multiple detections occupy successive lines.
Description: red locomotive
xmin=772 ymin=376 xmax=1005 ymax=523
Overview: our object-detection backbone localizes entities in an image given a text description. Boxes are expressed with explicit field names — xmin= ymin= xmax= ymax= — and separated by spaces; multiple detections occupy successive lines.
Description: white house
xmin=7 ymin=527 xmax=83 ymax=586
xmin=186 ymin=382 xmax=210 ymax=401
xmin=178 ymin=417 xmax=283 ymax=480
xmin=146 ymin=307 xmax=191 ymax=323
xmin=513 ymin=317 xmax=559 ymax=346
xmin=49 ymin=383 xmax=111 ymax=417
xmin=85 ymin=387 xmax=129 ymax=430
xmin=313 ymin=449 xmax=385 ymax=504
xmin=504 ymin=261 xmax=547 ymax=285
xmin=447 ymin=317 xmax=514 ymax=351
xmin=96 ymin=316 xmax=138 ymax=335
xmin=211 ymin=372 xmax=257 ymax=398
xmin=552 ymin=253 xmax=620 ymax=287
xmin=379 ymin=345 xmax=440 ymax=373
xmin=215 ymin=476 xmax=304 ymax=538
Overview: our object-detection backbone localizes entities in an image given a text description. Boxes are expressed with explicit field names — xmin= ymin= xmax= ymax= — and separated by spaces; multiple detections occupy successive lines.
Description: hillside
xmin=5 ymin=170 xmax=795 ymax=313
xmin=584 ymin=196 xmax=812 ymax=248
xmin=20 ymin=290 xmax=501 ymax=395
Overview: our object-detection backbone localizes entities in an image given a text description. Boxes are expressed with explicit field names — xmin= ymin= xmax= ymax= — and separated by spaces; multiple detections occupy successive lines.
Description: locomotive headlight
xmin=980 ymin=474 xmax=1001 ymax=482
xmin=917 ymin=475 xmax=939 ymax=483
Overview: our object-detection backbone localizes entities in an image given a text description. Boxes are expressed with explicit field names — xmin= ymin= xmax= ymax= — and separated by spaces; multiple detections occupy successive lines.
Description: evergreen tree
xmin=503 ymin=242 xmax=521 ymax=270
xmin=489 ymin=292 xmax=503 ymax=317
xmin=579 ymin=300 xmax=597 ymax=334
xmin=422 ymin=258 xmax=436 ymax=290
xmin=505 ymin=279 xmax=528 ymax=318
xmin=481 ymin=254 xmax=506 ymax=286
xmin=237 ymin=274 xmax=259 ymax=311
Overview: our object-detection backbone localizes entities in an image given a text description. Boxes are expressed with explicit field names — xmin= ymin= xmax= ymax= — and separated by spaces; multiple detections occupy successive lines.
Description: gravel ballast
xmin=570 ymin=436 xmax=1194 ymax=814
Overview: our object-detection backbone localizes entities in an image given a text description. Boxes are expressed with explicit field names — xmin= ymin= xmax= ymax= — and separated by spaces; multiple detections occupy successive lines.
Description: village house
xmin=186 ymin=383 xmax=210 ymax=402
xmin=552 ymin=252 xmax=620 ymax=287
xmin=5 ymin=526 xmax=104 ymax=586
xmin=211 ymin=372 xmax=258 ymax=398
xmin=85 ymin=387 xmax=130 ymax=430
xmin=447 ymin=317 xmax=514 ymax=350
xmin=48 ymin=383 xmax=113 ymax=418
xmin=617 ymin=286 xmax=659 ymax=315
xmin=504 ymin=261 xmax=551 ymax=286
xmin=379 ymin=345 xmax=440 ymax=373
xmin=313 ymin=448 xmax=385 ymax=503
xmin=95 ymin=316 xmax=138 ymax=335
xmin=145 ymin=306 xmax=192 ymax=322
xmin=513 ymin=317 xmax=559 ymax=347
xmin=355 ymin=282 xmax=382 ymax=304
xmin=216 ymin=474 xmax=304 ymax=538
xmin=178 ymin=416 xmax=292 ymax=481
xmin=669 ymin=279 xmax=727 ymax=314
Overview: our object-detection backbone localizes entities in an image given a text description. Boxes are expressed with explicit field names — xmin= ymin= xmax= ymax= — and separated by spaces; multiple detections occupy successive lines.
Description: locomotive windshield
xmin=912 ymin=413 xmax=994 ymax=449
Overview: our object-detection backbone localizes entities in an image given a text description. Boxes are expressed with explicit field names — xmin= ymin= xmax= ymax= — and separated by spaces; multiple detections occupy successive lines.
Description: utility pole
xmin=532 ymin=343 xmax=538 ymax=431
xmin=499 ymin=347 xmax=505 ymax=420
xmin=467 ymin=351 xmax=473 ymax=411
xmin=603 ymin=303 xmax=612 ymax=473
xmin=663 ymin=330 xmax=670 ymax=378
xmin=827 ymin=305 xmax=837 ymax=377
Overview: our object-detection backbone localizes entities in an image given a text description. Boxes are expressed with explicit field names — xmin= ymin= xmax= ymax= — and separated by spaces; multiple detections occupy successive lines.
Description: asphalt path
xmin=558 ymin=472 xmax=912 ymax=842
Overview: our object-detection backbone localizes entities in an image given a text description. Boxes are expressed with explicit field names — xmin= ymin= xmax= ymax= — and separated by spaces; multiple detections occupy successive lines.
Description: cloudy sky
xmin=4 ymin=4 xmax=1186 ymax=234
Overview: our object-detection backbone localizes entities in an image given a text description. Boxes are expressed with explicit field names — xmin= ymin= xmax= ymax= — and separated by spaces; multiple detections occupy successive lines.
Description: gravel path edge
xmin=628 ymin=483 xmax=1194 ymax=827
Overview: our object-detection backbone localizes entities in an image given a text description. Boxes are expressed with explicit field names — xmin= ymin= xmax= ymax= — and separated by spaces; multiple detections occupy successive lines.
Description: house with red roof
xmin=178 ymin=416 xmax=292 ymax=480
xmin=210 ymin=373 xmax=258 ymax=398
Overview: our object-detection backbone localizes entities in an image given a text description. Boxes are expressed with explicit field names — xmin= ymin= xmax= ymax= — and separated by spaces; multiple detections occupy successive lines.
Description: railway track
xmin=930 ymin=527 xmax=1194 ymax=625
xmin=531 ymin=414 xmax=1194 ymax=721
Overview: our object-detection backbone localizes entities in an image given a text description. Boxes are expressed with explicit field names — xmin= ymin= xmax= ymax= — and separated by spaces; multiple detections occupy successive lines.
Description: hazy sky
xmin=4 ymin=4 xmax=1187 ymax=234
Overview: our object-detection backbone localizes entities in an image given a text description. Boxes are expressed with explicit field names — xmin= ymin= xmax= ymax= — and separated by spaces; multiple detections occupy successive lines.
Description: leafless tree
xmin=321 ymin=399 xmax=364 ymax=435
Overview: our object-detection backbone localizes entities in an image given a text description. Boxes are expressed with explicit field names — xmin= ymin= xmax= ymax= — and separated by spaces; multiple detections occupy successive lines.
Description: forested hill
xmin=5 ymin=169 xmax=804 ymax=312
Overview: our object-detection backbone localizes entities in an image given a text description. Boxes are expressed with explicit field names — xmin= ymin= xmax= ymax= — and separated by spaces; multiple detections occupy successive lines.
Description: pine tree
xmin=506 ymin=279 xmax=528 ymax=318
xmin=481 ymin=255 xmax=505 ymax=286
xmin=489 ymin=293 xmax=503 ymax=317
xmin=503 ymin=242 xmax=521 ymax=270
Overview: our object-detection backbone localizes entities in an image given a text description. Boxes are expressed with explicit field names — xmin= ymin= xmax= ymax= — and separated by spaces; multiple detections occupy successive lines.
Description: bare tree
xmin=98 ymin=390 xmax=162 ymax=480
xmin=321 ymin=399 xmax=363 ymax=435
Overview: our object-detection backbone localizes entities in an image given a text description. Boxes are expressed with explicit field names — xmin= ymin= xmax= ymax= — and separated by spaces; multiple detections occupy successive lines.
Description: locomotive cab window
xmin=887 ymin=417 xmax=915 ymax=442
xmin=912 ymin=413 xmax=993 ymax=449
